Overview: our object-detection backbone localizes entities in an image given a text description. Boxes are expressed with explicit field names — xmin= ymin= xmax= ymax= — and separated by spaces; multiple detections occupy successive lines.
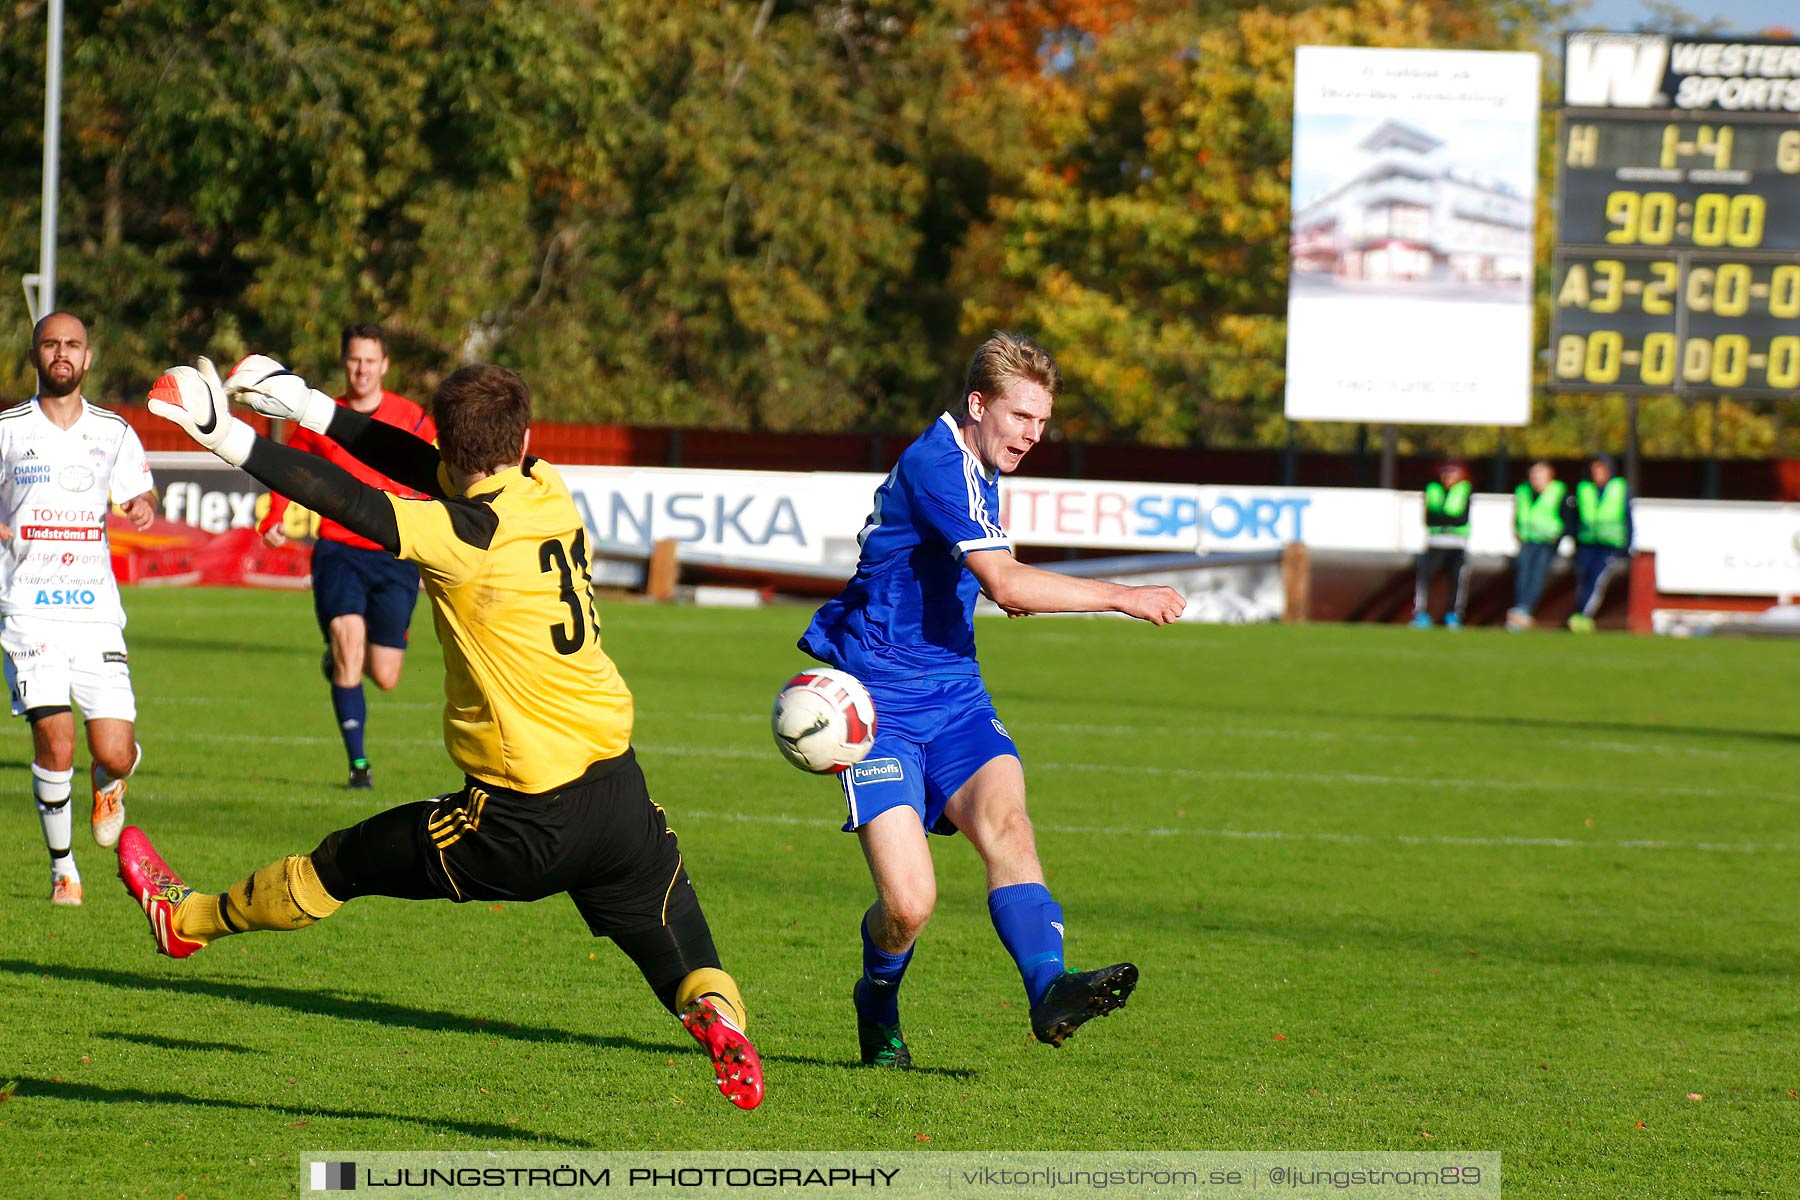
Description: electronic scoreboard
xmin=1550 ymin=34 xmax=1800 ymax=396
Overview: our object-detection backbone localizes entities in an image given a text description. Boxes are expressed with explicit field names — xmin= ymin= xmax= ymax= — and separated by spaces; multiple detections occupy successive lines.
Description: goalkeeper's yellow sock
xmin=676 ymin=968 xmax=748 ymax=1031
xmin=175 ymin=855 xmax=344 ymax=944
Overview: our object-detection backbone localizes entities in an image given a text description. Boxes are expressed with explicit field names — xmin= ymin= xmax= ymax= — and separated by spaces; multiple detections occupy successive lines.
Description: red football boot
xmin=681 ymin=996 xmax=765 ymax=1110
xmin=117 ymin=826 xmax=204 ymax=959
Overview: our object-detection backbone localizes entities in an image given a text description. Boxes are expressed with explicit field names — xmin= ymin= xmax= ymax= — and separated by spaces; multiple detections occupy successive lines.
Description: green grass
xmin=3 ymin=590 xmax=1797 ymax=1198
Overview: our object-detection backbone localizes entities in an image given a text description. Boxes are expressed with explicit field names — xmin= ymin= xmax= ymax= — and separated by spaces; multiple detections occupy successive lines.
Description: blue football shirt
xmin=800 ymin=413 xmax=1010 ymax=680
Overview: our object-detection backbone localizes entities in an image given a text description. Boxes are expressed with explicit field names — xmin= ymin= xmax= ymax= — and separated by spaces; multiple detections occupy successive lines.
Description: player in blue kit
xmin=799 ymin=332 xmax=1187 ymax=1067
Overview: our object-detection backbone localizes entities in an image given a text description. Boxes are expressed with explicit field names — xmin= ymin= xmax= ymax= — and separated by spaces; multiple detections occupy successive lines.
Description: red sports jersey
xmin=256 ymin=391 xmax=436 ymax=551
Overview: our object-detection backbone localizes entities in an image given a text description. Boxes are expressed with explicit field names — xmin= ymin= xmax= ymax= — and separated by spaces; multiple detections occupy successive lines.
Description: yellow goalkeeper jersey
xmin=387 ymin=458 xmax=632 ymax=793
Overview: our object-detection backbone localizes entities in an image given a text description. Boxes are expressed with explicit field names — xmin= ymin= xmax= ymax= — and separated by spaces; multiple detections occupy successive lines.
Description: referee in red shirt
xmin=257 ymin=324 xmax=435 ymax=788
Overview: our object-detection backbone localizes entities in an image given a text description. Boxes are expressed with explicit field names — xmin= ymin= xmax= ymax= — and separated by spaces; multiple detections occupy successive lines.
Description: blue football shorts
xmin=837 ymin=674 xmax=1019 ymax=836
xmin=310 ymin=538 xmax=421 ymax=650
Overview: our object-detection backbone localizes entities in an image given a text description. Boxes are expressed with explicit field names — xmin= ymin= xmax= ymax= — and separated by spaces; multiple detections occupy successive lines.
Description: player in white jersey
xmin=2 ymin=313 xmax=156 ymax=905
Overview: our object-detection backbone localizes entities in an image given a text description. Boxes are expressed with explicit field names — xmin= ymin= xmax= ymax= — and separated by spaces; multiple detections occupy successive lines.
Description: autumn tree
xmin=1 ymin=0 xmax=1788 ymax=457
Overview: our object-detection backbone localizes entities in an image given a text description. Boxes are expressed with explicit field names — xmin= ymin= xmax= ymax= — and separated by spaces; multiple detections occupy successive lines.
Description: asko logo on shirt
xmin=34 ymin=589 xmax=99 ymax=606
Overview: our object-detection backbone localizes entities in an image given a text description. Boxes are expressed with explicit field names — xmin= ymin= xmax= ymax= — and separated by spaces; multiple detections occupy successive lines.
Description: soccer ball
xmin=771 ymin=668 xmax=876 ymax=774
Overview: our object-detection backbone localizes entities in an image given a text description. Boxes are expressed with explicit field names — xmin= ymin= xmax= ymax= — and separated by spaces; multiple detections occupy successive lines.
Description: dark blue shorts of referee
xmin=310 ymin=538 xmax=421 ymax=649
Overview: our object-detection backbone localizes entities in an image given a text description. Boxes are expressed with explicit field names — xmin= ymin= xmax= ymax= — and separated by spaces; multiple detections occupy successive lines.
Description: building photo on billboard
xmin=1289 ymin=119 xmax=1534 ymax=299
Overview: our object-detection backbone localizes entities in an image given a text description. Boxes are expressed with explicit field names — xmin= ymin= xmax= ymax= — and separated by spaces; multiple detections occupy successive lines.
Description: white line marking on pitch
xmin=146 ymin=696 xmax=443 ymax=711
xmin=637 ymin=742 xmax=1794 ymax=804
xmin=636 ymin=709 xmax=1769 ymax=762
xmin=1034 ymin=759 xmax=1799 ymax=804
xmin=118 ymin=784 xmax=1796 ymax=856
xmin=163 ymin=733 xmax=1800 ymax=806
xmin=148 ymin=703 xmax=1783 ymax=763
xmin=671 ymin=808 xmax=1796 ymax=856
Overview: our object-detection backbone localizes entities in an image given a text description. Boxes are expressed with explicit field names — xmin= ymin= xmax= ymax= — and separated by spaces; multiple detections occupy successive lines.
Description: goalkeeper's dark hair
xmin=434 ymin=364 xmax=531 ymax=475
xmin=340 ymin=322 xmax=386 ymax=358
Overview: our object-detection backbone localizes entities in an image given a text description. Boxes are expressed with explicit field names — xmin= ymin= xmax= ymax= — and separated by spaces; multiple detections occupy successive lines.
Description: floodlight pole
xmin=36 ymin=0 xmax=64 ymax=322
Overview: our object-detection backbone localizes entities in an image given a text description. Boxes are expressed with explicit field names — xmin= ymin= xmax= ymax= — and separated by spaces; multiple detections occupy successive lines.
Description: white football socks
xmin=33 ymin=762 xmax=76 ymax=875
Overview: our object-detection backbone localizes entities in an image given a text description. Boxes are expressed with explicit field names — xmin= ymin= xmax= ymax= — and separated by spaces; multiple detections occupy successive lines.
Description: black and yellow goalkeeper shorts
xmin=314 ymin=747 xmax=698 ymax=937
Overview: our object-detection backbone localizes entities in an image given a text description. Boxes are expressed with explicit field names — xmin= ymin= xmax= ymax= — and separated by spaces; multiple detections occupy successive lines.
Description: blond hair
xmin=962 ymin=331 xmax=1060 ymax=412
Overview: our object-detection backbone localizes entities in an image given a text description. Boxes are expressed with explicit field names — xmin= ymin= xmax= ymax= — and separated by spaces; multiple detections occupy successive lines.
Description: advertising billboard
xmin=1286 ymin=46 xmax=1542 ymax=425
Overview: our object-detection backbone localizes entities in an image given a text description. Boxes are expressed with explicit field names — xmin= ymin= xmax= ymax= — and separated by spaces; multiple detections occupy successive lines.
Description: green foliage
xmin=0 ymin=0 xmax=1791 ymax=456
xmin=563 ymin=3 xmax=955 ymax=430
xmin=967 ymin=0 xmax=1554 ymax=448
xmin=0 ymin=1 xmax=969 ymax=429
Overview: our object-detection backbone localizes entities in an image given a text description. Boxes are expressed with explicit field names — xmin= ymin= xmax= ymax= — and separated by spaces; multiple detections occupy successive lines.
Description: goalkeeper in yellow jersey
xmin=118 ymin=356 xmax=763 ymax=1110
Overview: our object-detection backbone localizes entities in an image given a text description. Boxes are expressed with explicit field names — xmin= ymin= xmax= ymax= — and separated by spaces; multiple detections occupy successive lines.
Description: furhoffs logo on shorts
xmin=850 ymin=757 xmax=904 ymax=786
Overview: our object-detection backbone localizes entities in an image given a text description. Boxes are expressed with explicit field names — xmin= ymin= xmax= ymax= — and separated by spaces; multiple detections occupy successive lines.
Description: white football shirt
xmin=0 ymin=396 xmax=155 ymax=628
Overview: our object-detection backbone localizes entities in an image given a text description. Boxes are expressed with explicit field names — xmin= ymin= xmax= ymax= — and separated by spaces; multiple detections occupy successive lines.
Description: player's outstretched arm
xmin=965 ymin=550 xmax=1186 ymax=625
xmin=238 ymin=440 xmax=402 ymax=554
xmin=317 ymin=405 xmax=446 ymax=498
xmin=224 ymin=355 xmax=444 ymax=497
xmin=148 ymin=360 xmax=402 ymax=554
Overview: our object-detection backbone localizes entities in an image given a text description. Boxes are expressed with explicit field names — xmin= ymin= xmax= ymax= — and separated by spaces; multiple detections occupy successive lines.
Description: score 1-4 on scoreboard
xmin=1551 ymin=32 xmax=1800 ymax=397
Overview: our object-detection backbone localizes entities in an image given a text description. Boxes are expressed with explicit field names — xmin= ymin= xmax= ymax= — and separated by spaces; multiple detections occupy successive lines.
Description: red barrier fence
xmin=109 ymin=405 xmax=1800 ymax=502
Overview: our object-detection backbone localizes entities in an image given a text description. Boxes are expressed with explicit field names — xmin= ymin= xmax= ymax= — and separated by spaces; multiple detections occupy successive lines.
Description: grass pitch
xmin=2 ymin=588 xmax=1796 ymax=1198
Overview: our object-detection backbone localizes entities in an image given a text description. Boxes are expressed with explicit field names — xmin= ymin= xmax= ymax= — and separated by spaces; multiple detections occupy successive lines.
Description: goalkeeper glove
xmin=146 ymin=357 xmax=256 ymax=466
xmin=223 ymin=354 xmax=337 ymax=434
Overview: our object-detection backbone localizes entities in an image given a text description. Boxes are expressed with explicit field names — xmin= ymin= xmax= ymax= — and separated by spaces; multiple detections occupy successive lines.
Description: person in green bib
xmin=1505 ymin=461 xmax=1567 ymax=631
xmin=1569 ymin=453 xmax=1632 ymax=633
xmin=1411 ymin=460 xmax=1473 ymax=629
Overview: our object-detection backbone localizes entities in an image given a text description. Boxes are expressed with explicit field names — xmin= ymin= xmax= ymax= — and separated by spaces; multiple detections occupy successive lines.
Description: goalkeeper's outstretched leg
xmin=117 ymin=800 xmax=440 ymax=956
xmin=118 ymin=786 xmax=767 ymax=1111
xmin=118 ymin=826 xmax=342 ymax=958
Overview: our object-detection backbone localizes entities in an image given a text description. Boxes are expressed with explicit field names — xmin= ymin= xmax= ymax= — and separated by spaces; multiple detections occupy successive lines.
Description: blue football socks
xmin=989 ymin=882 xmax=1066 ymax=1005
xmin=330 ymin=684 xmax=368 ymax=765
xmin=856 ymin=914 xmax=914 ymax=1027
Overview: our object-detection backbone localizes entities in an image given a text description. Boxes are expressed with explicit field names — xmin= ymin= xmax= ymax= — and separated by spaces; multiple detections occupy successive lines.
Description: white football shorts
xmin=2 ymin=615 xmax=138 ymax=722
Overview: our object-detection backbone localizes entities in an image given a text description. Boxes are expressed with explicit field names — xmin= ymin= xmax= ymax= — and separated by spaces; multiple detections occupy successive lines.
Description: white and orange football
xmin=770 ymin=668 xmax=877 ymax=774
